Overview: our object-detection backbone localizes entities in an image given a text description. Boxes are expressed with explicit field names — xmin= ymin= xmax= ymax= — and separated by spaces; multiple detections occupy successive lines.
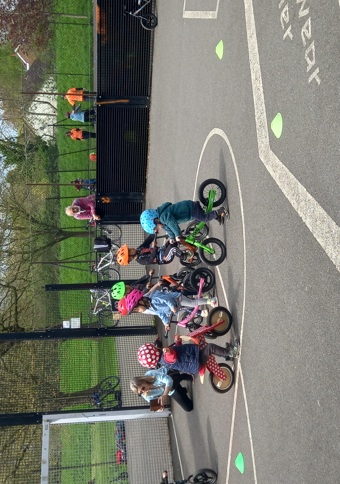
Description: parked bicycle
xmin=89 ymin=288 xmax=118 ymax=327
xmin=162 ymin=468 xmax=217 ymax=484
xmin=124 ymin=0 xmax=158 ymax=30
xmin=90 ymin=251 xmax=120 ymax=281
xmin=91 ymin=224 xmax=122 ymax=280
xmin=89 ymin=376 xmax=122 ymax=409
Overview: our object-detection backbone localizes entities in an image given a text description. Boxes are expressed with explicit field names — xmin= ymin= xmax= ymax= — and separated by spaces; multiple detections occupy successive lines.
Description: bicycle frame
xmin=90 ymin=289 xmax=112 ymax=315
xmin=92 ymin=250 xmax=115 ymax=273
xmin=183 ymin=189 xmax=217 ymax=254
xmin=127 ymin=0 xmax=152 ymax=16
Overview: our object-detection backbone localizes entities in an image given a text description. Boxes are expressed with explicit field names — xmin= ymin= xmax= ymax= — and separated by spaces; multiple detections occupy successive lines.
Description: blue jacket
xmin=140 ymin=368 xmax=175 ymax=403
xmin=157 ymin=201 xmax=194 ymax=239
xmin=143 ymin=290 xmax=181 ymax=326
xmin=160 ymin=344 xmax=200 ymax=374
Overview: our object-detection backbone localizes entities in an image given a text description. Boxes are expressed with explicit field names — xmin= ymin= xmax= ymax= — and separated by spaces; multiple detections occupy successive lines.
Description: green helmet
xmin=111 ymin=282 xmax=126 ymax=300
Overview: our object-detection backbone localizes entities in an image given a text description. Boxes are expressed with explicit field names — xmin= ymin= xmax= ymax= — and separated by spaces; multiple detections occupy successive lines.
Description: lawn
xmin=53 ymin=3 xmax=123 ymax=482
xmin=54 ymin=0 xmax=97 ymax=284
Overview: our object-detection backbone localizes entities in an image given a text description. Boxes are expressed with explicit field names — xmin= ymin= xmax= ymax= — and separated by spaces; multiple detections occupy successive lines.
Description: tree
xmin=0 ymin=0 xmax=54 ymax=56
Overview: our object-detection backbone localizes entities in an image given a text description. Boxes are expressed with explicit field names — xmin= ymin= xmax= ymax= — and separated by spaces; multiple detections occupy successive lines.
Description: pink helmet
xmin=125 ymin=289 xmax=144 ymax=314
xmin=137 ymin=343 xmax=161 ymax=368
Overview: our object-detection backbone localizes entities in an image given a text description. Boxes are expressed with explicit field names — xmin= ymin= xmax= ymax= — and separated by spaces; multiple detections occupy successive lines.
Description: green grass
xmin=53 ymin=4 xmax=124 ymax=482
xmin=54 ymin=0 xmax=97 ymax=283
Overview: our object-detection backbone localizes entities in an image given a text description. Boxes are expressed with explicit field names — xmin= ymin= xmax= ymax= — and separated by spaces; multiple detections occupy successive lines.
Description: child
xmin=140 ymin=200 xmax=229 ymax=242
xmin=70 ymin=178 xmax=96 ymax=191
xmin=117 ymin=287 xmax=218 ymax=331
xmin=137 ymin=336 xmax=240 ymax=374
xmin=130 ymin=367 xmax=193 ymax=412
xmin=115 ymin=235 xmax=187 ymax=266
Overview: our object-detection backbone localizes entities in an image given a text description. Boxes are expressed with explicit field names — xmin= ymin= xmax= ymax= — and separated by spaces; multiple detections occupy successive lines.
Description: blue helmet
xmin=140 ymin=209 xmax=158 ymax=234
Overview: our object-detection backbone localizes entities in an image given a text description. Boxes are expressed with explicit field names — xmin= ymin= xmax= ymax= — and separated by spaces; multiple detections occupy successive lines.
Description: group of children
xmin=107 ymin=201 xmax=238 ymax=412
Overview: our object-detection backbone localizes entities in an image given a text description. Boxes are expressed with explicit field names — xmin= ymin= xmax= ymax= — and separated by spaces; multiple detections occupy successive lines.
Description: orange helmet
xmin=116 ymin=244 xmax=129 ymax=265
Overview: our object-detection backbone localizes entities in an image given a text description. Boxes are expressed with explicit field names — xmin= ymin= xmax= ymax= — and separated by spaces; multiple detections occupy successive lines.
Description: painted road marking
xmin=192 ymin=128 xmax=257 ymax=483
xmin=244 ymin=0 xmax=340 ymax=272
xmin=182 ymin=0 xmax=220 ymax=19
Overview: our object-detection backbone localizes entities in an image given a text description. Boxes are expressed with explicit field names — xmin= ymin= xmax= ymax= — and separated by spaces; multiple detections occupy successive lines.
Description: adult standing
xmin=66 ymin=128 xmax=96 ymax=141
xmin=66 ymin=105 xmax=96 ymax=123
xmin=63 ymin=87 xmax=96 ymax=107
xmin=65 ymin=194 xmax=100 ymax=221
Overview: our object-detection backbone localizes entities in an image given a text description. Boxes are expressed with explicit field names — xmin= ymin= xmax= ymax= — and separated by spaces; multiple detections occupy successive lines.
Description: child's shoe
xmin=227 ymin=338 xmax=240 ymax=359
xmin=216 ymin=206 xmax=230 ymax=224
xmin=200 ymin=309 xmax=209 ymax=317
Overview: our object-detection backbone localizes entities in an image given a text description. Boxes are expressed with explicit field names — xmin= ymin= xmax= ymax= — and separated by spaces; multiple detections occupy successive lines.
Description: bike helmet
xmin=111 ymin=282 xmax=126 ymax=300
xmin=137 ymin=343 xmax=161 ymax=368
xmin=118 ymin=289 xmax=144 ymax=315
xmin=140 ymin=209 xmax=158 ymax=234
xmin=117 ymin=297 xmax=128 ymax=316
xmin=125 ymin=289 xmax=144 ymax=313
xmin=116 ymin=244 xmax=129 ymax=265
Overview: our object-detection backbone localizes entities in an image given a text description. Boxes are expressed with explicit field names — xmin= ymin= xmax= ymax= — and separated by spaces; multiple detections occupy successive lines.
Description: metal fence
xmin=32 ymin=223 xmax=152 ymax=330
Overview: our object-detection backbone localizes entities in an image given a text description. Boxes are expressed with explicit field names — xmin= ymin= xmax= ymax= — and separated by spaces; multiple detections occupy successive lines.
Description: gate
xmin=41 ymin=411 xmax=173 ymax=484
xmin=95 ymin=0 xmax=155 ymax=221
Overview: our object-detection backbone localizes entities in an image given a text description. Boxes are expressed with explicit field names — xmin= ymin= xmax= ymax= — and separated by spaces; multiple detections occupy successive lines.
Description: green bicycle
xmin=180 ymin=179 xmax=227 ymax=267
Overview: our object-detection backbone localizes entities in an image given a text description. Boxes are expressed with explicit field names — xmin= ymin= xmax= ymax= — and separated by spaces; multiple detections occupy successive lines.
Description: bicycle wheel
xmin=189 ymin=267 xmax=216 ymax=293
xmin=188 ymin=468 xmax=217 ymax=483
xmin=98 ymin=376 xmax=121 ymax=409
xmin=198 ymin=179 xmax=226 ymax=207
xmin=177 ymin=267 xmax=194 ymax=280
xmin=184 ymin=221 xmax=209 ymax=241
xmin=210 ymin=363 xmax=234 ymax=393
xmin=98 ymin=268 xmax=120 ymax=281
xmin=198 ymin=238 xmax=226 ymax=266
xmin=101 ymin=224 xmax=122 ymax=244
xmin=99 ymin=309 xmax=118 ymax=328
xmin=99 ymin=375 xmax=120 ymax=392
xmin=140 ymin=13 xmax=158 ymax=30
xmin=208 ymin=306 xmax=232 ymax=336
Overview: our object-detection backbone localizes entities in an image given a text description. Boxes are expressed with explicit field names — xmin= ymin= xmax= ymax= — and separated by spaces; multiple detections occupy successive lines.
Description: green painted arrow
xmin=216 ymin=40 xmax=224 ymax=60
xmin=235 ymin=452 xmax=245 ymax=474
xmin=271 ymin=112 xmax=283 ymax=138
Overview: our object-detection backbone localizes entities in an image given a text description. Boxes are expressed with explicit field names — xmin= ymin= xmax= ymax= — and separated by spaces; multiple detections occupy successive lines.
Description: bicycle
xmin=89 ymin=288 xmax=119 ymax=327
xmin=159 ymin=266 xmax=216 ymax=295
xmin=89 ymin=376 xmax=122 ymax=409
xmin=85 ymin=220 xmax=122 ymax=244
xmin=90 ymin=251 xmax=120 ymax=281
xmin=170 ymin=278 xmax=235 ymax=393
xmin=124 ymin=0 xmax=158 ymax=31
xmin=157 ymin=267 xmax=216 ymax=334
xmin=91 ymin=224 xmax=122 ymax=280
xmin=162 ymin=468 xmax=217 ymax=484
xmin=178 ymin=179 xmax=227 ymax=267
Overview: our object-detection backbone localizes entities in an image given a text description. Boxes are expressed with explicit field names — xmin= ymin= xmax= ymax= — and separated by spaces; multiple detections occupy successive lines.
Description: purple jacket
xmin=72 ymin=194 xmax=96 ymax=220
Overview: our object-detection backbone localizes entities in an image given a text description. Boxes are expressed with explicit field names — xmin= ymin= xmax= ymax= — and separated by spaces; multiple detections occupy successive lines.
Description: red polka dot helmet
xmin=137 ymin=343 xmax=161 ymax=368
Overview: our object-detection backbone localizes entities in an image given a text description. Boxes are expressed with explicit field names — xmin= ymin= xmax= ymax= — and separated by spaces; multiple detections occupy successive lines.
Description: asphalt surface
xmin=146 ymin=1 xmax=339 ymax=483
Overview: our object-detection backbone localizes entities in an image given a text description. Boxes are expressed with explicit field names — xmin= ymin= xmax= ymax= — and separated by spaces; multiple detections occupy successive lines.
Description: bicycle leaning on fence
xmin=89 ymin=288 xmax=119 ymax=327
xmin=89 ymin=376 xmax=122 ymax=410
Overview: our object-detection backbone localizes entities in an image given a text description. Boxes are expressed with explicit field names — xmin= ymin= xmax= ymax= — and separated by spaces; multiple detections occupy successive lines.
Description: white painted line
xmin=192 ymin=129 xmax=255 ymax=483
xmin=240 ymin=365 xmax=258 ymax=483
xmin=183 ymin=0 xmax=220 ymax=19
xmin=244 ymin=0 xmax=340 ymax=272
